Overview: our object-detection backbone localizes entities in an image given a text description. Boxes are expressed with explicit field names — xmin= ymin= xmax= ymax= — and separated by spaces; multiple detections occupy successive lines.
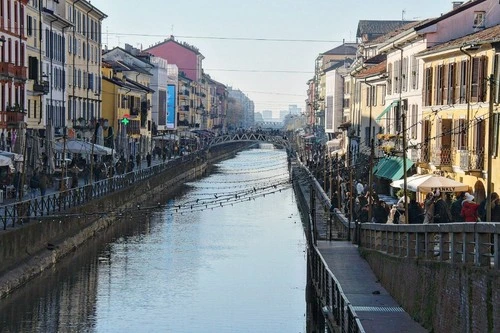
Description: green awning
xmin=376 ymin=101 xmax=398 ymax=122
xmin=374 ymin=156 xmax=414 ymax=180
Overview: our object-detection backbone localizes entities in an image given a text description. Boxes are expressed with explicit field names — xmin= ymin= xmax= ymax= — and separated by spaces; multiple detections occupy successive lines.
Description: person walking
xmin=136 ymin=154 xmax=141 ymax=170
xmin=29 ymin=172 xmax=40 ymax=198
xmin=38 ymin=172 xmax=48 ymax=196
xmin=461 ymin=193 xmax=479 ymax=222
xmin=146 ymin=152 xmax=152 ymax=167
xmin=423 ymin=192 xmax=435 ymax=224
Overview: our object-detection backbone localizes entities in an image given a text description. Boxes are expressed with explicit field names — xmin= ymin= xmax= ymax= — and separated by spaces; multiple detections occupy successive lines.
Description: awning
xmin=376 ymin=101 xmax=398 ymax=123
xmin=374 ymin=156 xmax=413 ymax=180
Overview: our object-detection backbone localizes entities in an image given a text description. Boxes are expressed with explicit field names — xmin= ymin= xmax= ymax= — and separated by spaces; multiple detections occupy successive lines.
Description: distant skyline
xmin=92 ymin=0 xmax=456 ymax=116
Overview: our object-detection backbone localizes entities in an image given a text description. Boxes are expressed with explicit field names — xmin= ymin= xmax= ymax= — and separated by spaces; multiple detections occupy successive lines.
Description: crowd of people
xmin=334 ymin=180 xmax=500 ymax=224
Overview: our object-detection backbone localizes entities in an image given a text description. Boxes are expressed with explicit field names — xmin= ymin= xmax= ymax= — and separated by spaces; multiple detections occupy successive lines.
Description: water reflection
xmin=0 ymin=147 xmax=307 ymax=332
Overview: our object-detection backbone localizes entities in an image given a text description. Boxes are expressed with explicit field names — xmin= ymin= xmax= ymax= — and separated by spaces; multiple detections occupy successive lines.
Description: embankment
xmin=0 ymin=142 xmax=250 ymax=299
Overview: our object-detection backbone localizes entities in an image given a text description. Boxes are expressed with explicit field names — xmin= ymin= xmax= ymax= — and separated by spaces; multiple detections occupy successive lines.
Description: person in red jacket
xmin=461 ymin=193 xmax=479 ymax=222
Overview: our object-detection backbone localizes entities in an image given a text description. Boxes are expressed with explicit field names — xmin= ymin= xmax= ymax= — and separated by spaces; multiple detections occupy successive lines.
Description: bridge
xmin=206 ymin=132 xmax=290 ymax=150
xmin=254 ymin=121 xmax=283 ymax=130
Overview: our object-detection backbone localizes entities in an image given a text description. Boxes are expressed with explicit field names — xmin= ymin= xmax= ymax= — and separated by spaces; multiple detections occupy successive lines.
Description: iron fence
xmin=1 ymin=153 xmax=203 ymax=230
xmin=311 ymin=246 xmax=366 ymax=333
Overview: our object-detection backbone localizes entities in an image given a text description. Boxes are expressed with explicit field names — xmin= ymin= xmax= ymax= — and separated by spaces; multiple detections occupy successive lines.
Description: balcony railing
xmin=13 ymin=66 xmax=27 ymax=80
xmin=431 ymin=145 xmax=452 ymax=167
xmin=0 ymin=110 xmax=25 ymax=129
xmin=0 ymin=63 xmax=16 ymax=78
xmin=33 ymin=81 xmax=50 ymax=95
xmin=458 ymin=149 xmax=484 ymax=171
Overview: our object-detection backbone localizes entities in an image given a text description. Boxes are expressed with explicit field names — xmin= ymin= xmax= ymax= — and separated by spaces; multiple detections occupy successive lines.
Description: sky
xmin=91 ymin=0 xmax=456 ymax=117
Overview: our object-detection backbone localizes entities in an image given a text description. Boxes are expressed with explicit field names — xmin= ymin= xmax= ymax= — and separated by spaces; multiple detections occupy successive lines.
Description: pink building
xmin=145 ymin=36 xmax=204 ymax=82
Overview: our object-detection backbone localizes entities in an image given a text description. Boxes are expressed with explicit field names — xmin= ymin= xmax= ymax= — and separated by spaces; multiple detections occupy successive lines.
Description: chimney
xmin=452 ymin=1 xmax=464 ymax=10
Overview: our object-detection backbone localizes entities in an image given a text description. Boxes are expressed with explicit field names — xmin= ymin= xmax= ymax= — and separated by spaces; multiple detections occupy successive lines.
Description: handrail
xmin=0 ymin=151 xmax=206 ymax=230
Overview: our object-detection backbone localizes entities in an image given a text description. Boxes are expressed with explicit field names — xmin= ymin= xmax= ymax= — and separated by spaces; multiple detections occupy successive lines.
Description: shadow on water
xmin=0 ymin=194 xmax=178 ymax=332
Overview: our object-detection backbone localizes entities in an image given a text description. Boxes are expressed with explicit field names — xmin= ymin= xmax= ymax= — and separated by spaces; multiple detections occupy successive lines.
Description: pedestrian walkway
xmin=294 ymin=160 xmax=427 ymax=332
xmin=316 ymin=241 xmax=427 ymax=333
xmin=0 ymin=155 xmax=172 ymax=206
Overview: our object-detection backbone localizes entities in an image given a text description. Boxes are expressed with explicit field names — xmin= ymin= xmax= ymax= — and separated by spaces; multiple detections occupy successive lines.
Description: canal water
xmin=0 ymin=146 xmax=307 ymax=333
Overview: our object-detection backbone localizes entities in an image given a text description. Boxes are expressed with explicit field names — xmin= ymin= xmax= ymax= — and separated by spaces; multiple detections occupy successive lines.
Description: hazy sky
xmin=92 ymin=0 xmax=455 ymax=116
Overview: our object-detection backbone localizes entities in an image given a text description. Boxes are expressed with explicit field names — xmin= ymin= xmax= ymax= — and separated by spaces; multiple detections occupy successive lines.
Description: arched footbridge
xmin=206 ymin=132 xmax=290 ymax=151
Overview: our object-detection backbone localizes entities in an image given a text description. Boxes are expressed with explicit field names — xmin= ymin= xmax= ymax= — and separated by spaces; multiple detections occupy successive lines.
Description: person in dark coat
xmin=408 ymin=198 xmax=424 ymax=224
xmin=373 ymin=200 xmax=388 ymax=223
xmin=450 ymin=192 xmax=465 ymax=222
xmin=433 ymin=190 xmax=451 ymax=223
xmin=491 ymin=192 xmax=500 ymax=222
xmin=146 ymin=152 xmax=152 ymax=167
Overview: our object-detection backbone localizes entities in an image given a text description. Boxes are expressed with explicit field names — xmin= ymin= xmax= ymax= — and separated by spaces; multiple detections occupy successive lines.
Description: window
xmin=435 ymin=65 xmax=445 ymax=105
xmin=28 ymin=57 xmax=38 ymax=82
xmin=471 ymin=56 xmax=488 ymax=102
xmin=411 ymin=56 xmax=419 ymax=90
xmin=411 ymin=105 xmax=418 ymax=139
xmin=387 ymin=63 xmax=392 ymax=95
xmin=27 ymin=15 xmax=32 ymax=36
xmin=494 ymin=54 xmax=500 ymax=104
xmin=402 ymin=57 xmax=408 ymax=92
xmin=424 ymin=67 xmax=433 ymax=106
xmin=454 ymin=118 xmax=467 ymax=150
xmin=447 ymin=63 xmax=456 ymax=104
xmin=459 ymin=60 xmax=467 ymax=103
xmin=473 ymin=11 xmax=486 ymax=29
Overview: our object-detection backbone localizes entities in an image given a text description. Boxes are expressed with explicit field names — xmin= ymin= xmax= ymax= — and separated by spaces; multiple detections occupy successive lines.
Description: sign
xmin=121 ymin=114 xmax=130 ymax=125
xmin=167 ymin=85 xmax=176 ymax=129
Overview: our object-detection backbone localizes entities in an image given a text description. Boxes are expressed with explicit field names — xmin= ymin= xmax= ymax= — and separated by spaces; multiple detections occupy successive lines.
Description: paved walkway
xmin=317 ymin=241 xmax=427 ymax=333
xmin=294 ymin=161 xmax=427 ymax=333
xmin=0 ymin=156 xmax=173 ymax=205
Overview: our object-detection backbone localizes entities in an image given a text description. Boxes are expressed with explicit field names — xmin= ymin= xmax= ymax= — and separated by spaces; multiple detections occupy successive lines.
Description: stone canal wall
xmin=0 ymin=142 xmax=249 ymax=299
xmin=361 ymin=248 xmax=500 ymax=333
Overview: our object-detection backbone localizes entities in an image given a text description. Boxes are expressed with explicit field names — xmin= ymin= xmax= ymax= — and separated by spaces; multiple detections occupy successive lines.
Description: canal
xmin=0 ymin=146 xmax=307 ymax=333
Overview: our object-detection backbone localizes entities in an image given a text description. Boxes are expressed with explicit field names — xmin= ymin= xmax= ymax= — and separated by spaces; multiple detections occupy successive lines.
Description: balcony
xmin=0 ymin=109 xmax=25 ymax=129
xmin=431 ymin=145 xmax=452 ymax=167
xmin=0 ymin=63 xmax=15 ymax=78
xmin=13 ymin=66 xmax=27 ymax=80
xmin=33 ymin=81 xmax=50 ymax=95
xmin=458 ymin=149 xmax=484 ymax=172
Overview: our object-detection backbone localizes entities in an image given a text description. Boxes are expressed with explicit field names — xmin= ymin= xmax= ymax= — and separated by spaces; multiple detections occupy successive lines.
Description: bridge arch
xmin=206 ymin=133 xmax=290 ymax=151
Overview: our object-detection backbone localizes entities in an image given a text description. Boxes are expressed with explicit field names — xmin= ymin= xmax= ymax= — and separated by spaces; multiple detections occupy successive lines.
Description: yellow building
xmin=25 ymin=1 xmax=47 ymax=131
xmin=417 ymin=24 xmax=500 ymax=202
xmin=65 ymin=0 xmax=106 ymax=139
xmin=101 ymin=64 xmax=153 ymax=158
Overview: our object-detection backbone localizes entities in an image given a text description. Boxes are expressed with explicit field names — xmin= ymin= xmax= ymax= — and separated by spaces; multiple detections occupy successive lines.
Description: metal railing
xmin=431 ymin=145 xmax=452 ymax=166
xmin=360 ymin=223 xmax=499 ymax=269
xmin=457 ymin=149 xmax=484 ymax=171
xmin=310 ymin=247 xmax=365 ymax=333
xmin=292 ymin=164 xmax=365 ymax=333
xmin=0 ymin=152 xmax=204 ymax=230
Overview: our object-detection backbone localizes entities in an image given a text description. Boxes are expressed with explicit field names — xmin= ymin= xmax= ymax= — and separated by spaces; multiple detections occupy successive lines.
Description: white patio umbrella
xmin=391 ymin=174 xmax=469 ymax=193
